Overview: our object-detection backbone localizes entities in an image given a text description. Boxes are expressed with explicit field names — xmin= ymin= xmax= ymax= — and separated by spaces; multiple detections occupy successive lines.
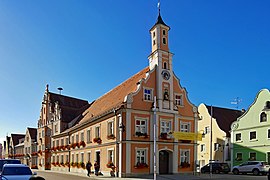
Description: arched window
xmin=260 ymin=112 xmax=267 ymax=122
xmin=163 ymin=38 xmax=166 ymax=44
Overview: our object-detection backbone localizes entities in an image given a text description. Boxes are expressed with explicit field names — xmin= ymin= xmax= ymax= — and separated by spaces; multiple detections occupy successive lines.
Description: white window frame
xmin=249 ymin=131 xmax=257 ymax=141
xmin=205 ymin=126 xmax=210 ymax=134
xmin=175 ymin=94 xmax=183 ymax=106
xmin=236 ymin=133 xmax=242 ymax=142
xmin=180 ymin=121 xmax=191 ymax=132
xmin=87 ymin=129 xmax=91 ymax=143
xmin=107 ymin=120 xmax=114 ymax=136
xmin=180 ymin=149 xmax=190 ymax=164
xmin=143 ymin=87 xmax=153 ymax=101
xmin=107 ymin=148 xmax=114 ymax=163
xmin=95 ymin=126 xmax=101 ymax=138
xmin=135 ymin=148 xmax=148 ymax=165
xmin=135 ymin=117 xmax=148 ymax=134
xmin=200 ymin=144 xmax=206 ymax=152
xmin=160 ymin=119 xmax=172 ymax=134
xmin=80 ymin=131 xmax=84 ymax=142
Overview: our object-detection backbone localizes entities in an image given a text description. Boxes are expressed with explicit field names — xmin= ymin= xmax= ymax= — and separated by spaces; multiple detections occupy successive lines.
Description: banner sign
xmin=172 ymin=132 xmax=203 ymax=141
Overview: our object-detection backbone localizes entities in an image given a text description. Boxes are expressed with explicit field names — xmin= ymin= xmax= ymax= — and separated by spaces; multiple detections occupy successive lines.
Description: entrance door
xmin=96 ymin=151 xmax=100 ymax=164
xmin=159 ymin=150 xmax=169 ymax=174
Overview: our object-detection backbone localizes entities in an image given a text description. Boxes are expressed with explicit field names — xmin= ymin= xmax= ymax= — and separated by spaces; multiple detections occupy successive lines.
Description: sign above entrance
xmin=172 ymin=132 xmax=203 ymax=141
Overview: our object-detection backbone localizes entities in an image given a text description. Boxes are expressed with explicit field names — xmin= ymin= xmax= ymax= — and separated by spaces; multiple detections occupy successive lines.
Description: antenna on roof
xmin=231 ymin=97 xmax=242 ymax=110
xmin=57 ymin=87 xmax=63 ymax=95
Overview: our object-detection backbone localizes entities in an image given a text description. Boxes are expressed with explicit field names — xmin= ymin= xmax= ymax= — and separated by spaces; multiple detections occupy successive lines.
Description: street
xmin=33 ymin=170 xmax=270 ymax=180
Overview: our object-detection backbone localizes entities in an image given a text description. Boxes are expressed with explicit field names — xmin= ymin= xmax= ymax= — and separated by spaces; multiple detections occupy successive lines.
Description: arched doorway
xmin=159 ymin=150 xmax=169 ymax=174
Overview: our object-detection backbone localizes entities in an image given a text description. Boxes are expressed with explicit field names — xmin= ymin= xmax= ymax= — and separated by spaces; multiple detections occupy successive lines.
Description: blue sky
xmin=0 ymin=0 xmax=269 ymax=144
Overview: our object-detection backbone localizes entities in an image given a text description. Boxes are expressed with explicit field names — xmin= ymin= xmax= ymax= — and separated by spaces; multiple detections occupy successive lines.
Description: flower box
xmin=79 ymin=141 xmax=86 ymax=147
xmin=107 ymin=134 xmax=116 ymax=140
xmin=179 ymin=162 xmax=190 ymax=168
xmin=134 ymin=162 xmax=148 ymax=169
xmin=93 ymin=137 xmax=102 ymax=144
xmin=135 ymin=132 xmax=148 ymax=138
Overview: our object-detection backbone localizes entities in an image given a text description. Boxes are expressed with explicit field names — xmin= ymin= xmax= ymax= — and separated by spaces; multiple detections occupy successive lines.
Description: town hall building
xmin=36 ymin=10 xmax=199 ymax=177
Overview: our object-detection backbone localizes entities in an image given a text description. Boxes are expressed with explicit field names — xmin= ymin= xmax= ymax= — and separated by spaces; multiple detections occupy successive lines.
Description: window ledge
xmin=249 ymin=139 xmax=258 ymax=142
xmin=236 ymin=140 xmax=243 ymax=143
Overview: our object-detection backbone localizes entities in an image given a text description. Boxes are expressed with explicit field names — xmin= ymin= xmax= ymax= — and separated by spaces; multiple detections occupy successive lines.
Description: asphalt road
xmin=34 ymin=170 xmax=270 ymax=180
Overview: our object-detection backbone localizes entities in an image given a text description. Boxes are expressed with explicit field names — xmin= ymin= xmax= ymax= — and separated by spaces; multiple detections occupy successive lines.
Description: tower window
xmin=153 ymin=40 xmax=156 ymax=45
xmin=163 ymin=62 xmax=167 ymax=69
xmin=163 ymin=38 xmax=166 ymax=44
xmin=153 ymin=32 xmax=156 ymax=38
xmin=163 ymin=30 xmax=166 ymax=35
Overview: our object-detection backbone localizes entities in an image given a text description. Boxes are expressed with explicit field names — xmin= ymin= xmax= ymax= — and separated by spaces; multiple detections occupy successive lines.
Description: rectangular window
xmin=250 ymin=131 xmax=256 ymax=140
xmin=76 ymin=134 xmax=79 ymax=142
xmin=200 ymin=144 xmax=205 ymax=152
xmin=56 ymin=140 xmax=59 ymax=147
xmin=81 ymin=153 xmax=84 ymax=163
xmin=268 ymin=129 xmax=270 ymax=139
xmin=205 ymin=126 xmax=210 ymax=134
xmin=135 ymin=119 xmax=147 ymax=134
xmin=61 ymin=155 xmax=64 ymax=163
xmin=95 ymin=126 xmax=100 ymax=138
xmin=81 ymin=132 xmax=84 ymax=142
xmin=87 ymin=152 xmax=91 ymax=162
xmin=76 ymin=154 xmax=79 ymax=163
xmin=72 ymin=154 xmax=74 ymax=163
xmin=249 ymin=152 xmax=256 ymax=160
xmin=108 ymin=150 xmax=114 ymax=163
xmin=236 ymin=133 xmax=241 ymax=141
xmin=180 ymin=122 xmax=190 ymax=132
xmin=66 ymin=137 xmax=69 ymax=145
xmin=144 ymin=88 xmax=152 ymax=101
xmin=136 ymin=149 xmax=146 ymax=164
xmin=160 ymin=120 xmax=172 ymax=133
xmin=87 ymin=130 xmax=91 ymax=143
xmin=61 ymin=139 xmax=64 ymax=146
xmin=236 ymin=152 xmax=242 ymax=161
xmin=65 ymin=155 xmax=69 ymax=163
xmin=71 ymin=136 xmax=74 ymax=144
xmin=180 ymin=149 xmax=190 ymax=166
xmin=175 ymin=94 xmax=183 ymax=106
xmin=108 ymin=121 xmax=114 ymax=135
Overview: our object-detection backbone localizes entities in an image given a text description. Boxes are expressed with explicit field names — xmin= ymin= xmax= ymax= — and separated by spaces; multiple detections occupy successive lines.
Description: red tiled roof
xmin=206 ymin=105 xmax=243 ymax=137
xmin=79 ymin=67 xmax=149 ymax=124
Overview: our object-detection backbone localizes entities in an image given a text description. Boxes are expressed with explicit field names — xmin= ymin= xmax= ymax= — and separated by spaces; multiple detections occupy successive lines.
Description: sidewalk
xmin=33 ymin=169 xmax=218 ymax=180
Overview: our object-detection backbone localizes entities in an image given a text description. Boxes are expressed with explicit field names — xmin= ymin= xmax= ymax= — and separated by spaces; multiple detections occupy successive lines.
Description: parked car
xmin=0 ymin=159 xmax=21 ymax=173
xmin=232 ymin=161 xmax=270 ymax=175
xmin=201 ymin=162 xmax=230 ymax=174
xmin=0 ymin=164 xmax=36 ymax=180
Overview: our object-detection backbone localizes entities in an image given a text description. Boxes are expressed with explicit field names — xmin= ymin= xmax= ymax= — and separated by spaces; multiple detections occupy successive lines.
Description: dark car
xmin=0 ymin=159 xmax=21 ymax=173
xmin=201 ymin=162 xmax=230 ymax=174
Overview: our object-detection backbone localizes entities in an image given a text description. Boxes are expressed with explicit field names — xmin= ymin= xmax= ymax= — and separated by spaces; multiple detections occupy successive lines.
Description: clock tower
xmin=148 ymin=9 xmax=174 ymax=111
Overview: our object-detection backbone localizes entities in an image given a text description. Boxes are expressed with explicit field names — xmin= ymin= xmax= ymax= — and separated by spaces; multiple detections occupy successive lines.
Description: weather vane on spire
xmin=157 ymin=0 xmax=161 ymax=13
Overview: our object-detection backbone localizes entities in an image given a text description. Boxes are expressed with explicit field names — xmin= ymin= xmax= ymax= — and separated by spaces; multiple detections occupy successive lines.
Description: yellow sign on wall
xmin=172 ymin=132 xmax=203 ymax=141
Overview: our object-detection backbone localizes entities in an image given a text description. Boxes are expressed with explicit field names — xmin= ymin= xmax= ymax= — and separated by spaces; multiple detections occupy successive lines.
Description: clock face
xmin=161 ymin=70 xmax=170 ymax=80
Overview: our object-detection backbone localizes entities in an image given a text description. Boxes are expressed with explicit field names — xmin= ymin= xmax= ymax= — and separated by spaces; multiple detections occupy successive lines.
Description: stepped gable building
xmin=48 ymin=10 xmax=198 ymax=177
xmin=37 ymin=84 xmax=89 ymax=170
xmin=197 ymin=104 xmax=242 ymax=168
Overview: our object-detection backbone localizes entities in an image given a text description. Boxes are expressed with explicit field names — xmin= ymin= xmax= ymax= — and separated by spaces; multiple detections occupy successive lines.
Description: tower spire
xmin=158 ymin=0 xmax=161 ymax=14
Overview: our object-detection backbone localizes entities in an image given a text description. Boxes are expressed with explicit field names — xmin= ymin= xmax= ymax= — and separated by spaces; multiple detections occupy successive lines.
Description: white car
xmin=232 ymin=161 xmax=270 ymax=175
xmin=0 ymin=164 xmax=37 ymax=180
